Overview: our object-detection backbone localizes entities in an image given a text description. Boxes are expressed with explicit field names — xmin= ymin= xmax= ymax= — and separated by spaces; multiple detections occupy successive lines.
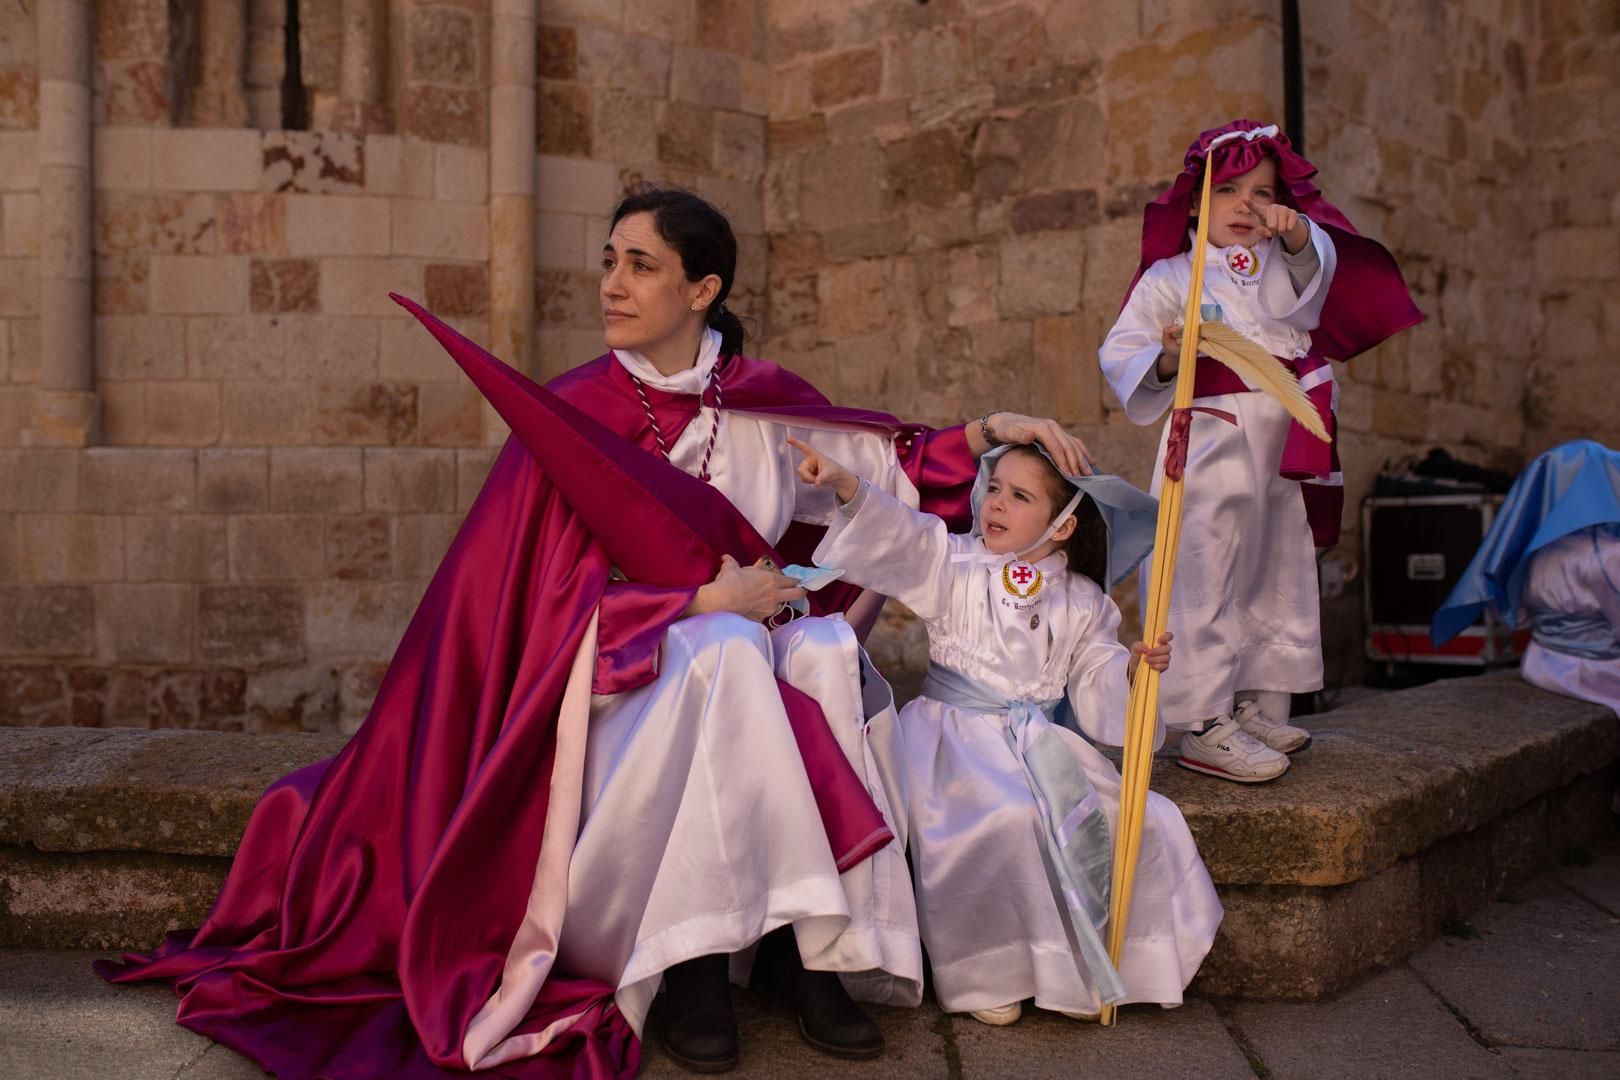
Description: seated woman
xmin=99 ymin=186 xmax=1094 ymax=1078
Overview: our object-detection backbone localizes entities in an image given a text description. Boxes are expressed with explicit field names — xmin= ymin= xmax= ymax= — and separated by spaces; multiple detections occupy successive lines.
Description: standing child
xmin=1099 ymin=119 xmax=1422 ymax=782
xmin=791 ymin=436 xmax=1222 ymax=1025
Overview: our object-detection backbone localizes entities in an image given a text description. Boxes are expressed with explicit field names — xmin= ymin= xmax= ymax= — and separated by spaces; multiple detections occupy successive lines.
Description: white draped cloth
xmin=1099 ymin=224 xmax=1337 ymax=727
xmin=813 ymin=483 xmax=1222 ymax=1015
xmin=1520 ymin=525 xmax=1620 ymax=717
xmin=536 ymin=332 xmax=925 ymax=1042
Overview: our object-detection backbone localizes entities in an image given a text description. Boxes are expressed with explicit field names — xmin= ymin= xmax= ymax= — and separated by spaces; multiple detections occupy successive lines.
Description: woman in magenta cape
xmin=99 ymin=186 xmax=1093 ymax=1078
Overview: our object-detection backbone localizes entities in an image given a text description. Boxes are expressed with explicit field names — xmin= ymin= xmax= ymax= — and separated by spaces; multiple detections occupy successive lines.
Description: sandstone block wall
xmin=0 ymin=0 xmax=766 ymax=732
xmin=531 ymin=0 xmax=768 ymax=382
xmin=1298 ymin=1 xmax=1540 ymax=674
xmin=760 ymin=0 xmax=1617 ymax=685
xmin=1521 ymin=1 xmax=1620 ymax=454
xmin=0 ymin=0 xmax=1615 ymax=729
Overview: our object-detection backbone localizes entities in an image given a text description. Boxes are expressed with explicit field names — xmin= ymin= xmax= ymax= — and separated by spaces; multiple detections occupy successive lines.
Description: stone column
xmin=191 ymin=0 xmax=250 ymax=127
xmin=245 ymin=0 xmax=288 ymax=130
xmin=331 ymin=0 xmax=388 ymax=134
xmin=490 ymin=0 xmax=535 ymax=383
xmin=31 ymin=0 xmax=97 ymax=446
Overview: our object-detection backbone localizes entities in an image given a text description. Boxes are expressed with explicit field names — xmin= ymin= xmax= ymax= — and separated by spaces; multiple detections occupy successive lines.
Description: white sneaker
xmin=1233 ymin=698 xmax=1311 ymax=754
xmin=1178 ymin=716 xmax=1289 ymax=783
xmin=968 ymin=1001 xmax=1022 ymax=1025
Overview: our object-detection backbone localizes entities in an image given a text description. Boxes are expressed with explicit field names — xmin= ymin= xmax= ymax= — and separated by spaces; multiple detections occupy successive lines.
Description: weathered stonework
xmin=0 ymin=2 xmax=1613 ymax=731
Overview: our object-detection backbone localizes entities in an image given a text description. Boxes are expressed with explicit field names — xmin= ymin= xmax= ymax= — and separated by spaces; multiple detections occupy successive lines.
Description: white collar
xmin=612 ymin=329 xmax=722 ymax=395
xmin=951 ymin=538 xmax=1072 ymax=573
xmin=1186 ymin=228 xmax=1268 ymax=266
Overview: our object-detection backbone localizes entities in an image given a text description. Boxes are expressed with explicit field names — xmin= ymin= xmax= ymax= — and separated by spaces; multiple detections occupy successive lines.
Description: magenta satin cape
xmin=97 ymin=298 xmax=977 ymax=1079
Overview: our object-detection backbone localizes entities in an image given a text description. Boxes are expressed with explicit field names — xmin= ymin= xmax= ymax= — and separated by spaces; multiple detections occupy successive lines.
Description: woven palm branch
xmin=1196 ymin=321 xmax=1330 ymax=442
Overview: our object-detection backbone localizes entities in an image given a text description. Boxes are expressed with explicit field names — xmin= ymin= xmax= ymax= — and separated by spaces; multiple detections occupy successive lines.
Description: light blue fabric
xmin=919 ymin=663 xmax=1127 ymax=1006
xmin=780 ymin=563 xmax=845 ymax=616
xmin=971 ymin=444 xmax=1159 ymax=588
xmin=1432 ymin=440 xmax=1620 ymax=645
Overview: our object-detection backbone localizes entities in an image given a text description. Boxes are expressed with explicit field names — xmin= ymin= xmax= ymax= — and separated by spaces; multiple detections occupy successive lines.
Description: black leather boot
xmin=754 ymin=927 xmax=884 ymax=1060
xmin=662 ymin=953 xmax=738 ymax=1073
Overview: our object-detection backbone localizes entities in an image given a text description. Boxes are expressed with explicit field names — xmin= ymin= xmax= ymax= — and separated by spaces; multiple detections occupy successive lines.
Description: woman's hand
xmin=688 ymin=555 xmax=806 ymax=622
xmin=786 ymin=436 xmax=859 ymax=505
xmin=1129 ymin=631 xmax=1173 ymax=675
xmin=978 ymin=414 xmax=1094 ymax=476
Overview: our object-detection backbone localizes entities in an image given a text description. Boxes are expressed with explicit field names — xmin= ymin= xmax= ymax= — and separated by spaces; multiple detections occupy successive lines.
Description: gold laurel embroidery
xmin=1001 ymin=561 xmax=1044 ymax=600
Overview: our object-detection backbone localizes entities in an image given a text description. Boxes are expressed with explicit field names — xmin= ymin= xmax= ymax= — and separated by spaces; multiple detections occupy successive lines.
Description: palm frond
xmin=1196 ymin=321 xmax=1330 ymax=442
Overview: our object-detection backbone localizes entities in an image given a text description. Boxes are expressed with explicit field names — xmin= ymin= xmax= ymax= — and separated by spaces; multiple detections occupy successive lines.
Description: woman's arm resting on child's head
xmin=966 ymin=413 xmax=1094 ymax=476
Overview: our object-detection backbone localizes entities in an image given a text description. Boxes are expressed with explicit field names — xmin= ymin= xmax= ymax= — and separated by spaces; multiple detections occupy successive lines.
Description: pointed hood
xmin=392 ymin=293 xmax=779 ymax=584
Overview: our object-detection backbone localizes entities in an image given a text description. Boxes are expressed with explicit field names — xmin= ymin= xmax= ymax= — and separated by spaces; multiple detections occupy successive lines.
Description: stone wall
xmin=0 ymin=0 xmax=768 ymax=732
xmin=0 ymin=0 xmax=1615 ymax=730
xmin=762 ymin=0 xmax=1280 ymax=445
xmin=762 ymin=0 xmax=1615 ymax=688
xmin=760 ymin=0 xmax=1291 ymax=659
xmin=0 ymin=1 xmax=38 ymax=440
xmin=0 ymin=0 xmax=500 ymax=732
xmin=1522 ymin=1 xmax=1620 ymax=453
xmin=530 ymin=0 xmax=768 ymax=382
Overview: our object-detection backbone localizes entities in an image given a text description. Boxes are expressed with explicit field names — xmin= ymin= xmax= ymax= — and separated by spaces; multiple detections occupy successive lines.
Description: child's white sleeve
xmin=785 ymin=424 xmax=920 ymax=526
xmin=1099 ymin=267 xmax=1182 ymax=426
xmin=812 ymin=480 xmax=953 ymax=622
xmin=1063 ymin=591 xmax=1162 ymax=750
xmin=1259 ymin=217 xmax=1338 ymax=331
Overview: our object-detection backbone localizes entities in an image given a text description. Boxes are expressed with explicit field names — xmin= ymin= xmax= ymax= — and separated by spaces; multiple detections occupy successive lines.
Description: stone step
xmin=1 ymin=671 xmax=1614 ymax=999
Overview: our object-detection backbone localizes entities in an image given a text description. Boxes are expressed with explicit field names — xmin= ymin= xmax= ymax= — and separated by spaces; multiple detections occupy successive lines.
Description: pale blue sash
xmin=920 ymin=664 xmax=1127 ymax=1005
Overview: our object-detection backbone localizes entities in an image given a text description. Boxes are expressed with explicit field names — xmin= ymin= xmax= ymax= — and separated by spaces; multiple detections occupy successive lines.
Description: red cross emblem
xmin=1001 ymin=559 xmax=1044 ymax=600
xmin=1226 ymin=248 xmax=1257 ymax=277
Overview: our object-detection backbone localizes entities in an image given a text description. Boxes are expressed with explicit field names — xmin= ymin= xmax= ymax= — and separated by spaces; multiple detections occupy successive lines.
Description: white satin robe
xmin=549 ymin=335 xmax=925 ymax=1041
xmin=1520 ymin=525 xmax=1620 ymax=717
xmin=1100 ymin=225 xmax=1337 ymax=727
xmin=814 ymin=484 xmax=1222 ymax=1015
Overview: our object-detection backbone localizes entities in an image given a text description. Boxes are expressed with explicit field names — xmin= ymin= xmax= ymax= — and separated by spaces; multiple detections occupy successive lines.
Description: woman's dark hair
xmin=1002 ymin=446 xmax=1109 ymax=589
xmin=608 ymin=184 xmax=748 ymax=358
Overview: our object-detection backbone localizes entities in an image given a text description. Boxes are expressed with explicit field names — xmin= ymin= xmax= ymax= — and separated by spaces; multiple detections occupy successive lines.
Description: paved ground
xmin=3 ymin=838 xmax=1616 ymax=1079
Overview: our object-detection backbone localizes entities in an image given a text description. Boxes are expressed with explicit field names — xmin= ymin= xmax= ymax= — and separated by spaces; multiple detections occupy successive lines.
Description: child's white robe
xmin=815 ymin=483 xmax=1222 ymax=1014
xmin=1099 ymin=224 xmax=1337 ymax=726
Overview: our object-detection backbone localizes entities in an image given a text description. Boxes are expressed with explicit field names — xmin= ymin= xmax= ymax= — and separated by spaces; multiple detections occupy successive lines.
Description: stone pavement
xmin=3 ymin=839 xmax=1616 ymax=1080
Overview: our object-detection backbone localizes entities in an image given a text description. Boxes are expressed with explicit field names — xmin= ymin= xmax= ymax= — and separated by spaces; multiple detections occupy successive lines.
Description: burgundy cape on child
xmin=97 ymin=297 xmax=976 ymax=1079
